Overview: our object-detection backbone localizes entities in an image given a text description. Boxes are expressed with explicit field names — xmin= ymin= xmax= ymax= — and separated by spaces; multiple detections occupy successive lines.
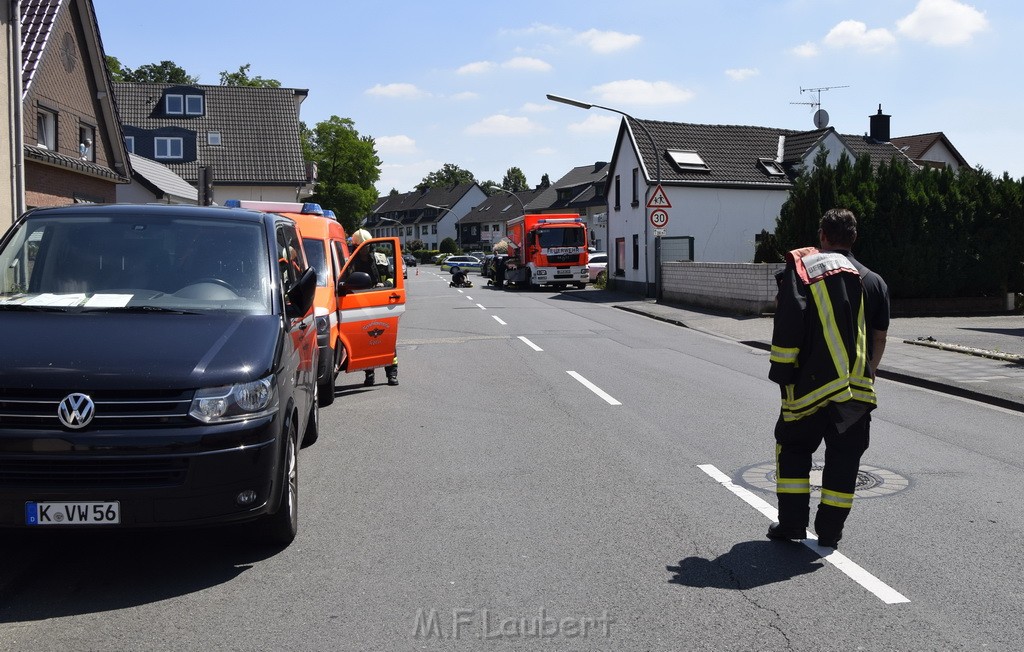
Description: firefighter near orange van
xmin=349 ymin=229 xmax=399 ymax=386
xmin=767 ymin=208 xmax=890 ymax=549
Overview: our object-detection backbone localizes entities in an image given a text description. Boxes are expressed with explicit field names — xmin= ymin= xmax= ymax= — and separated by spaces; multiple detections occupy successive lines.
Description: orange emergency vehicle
xmin=226 ymin=200 xmax=405 ymax=406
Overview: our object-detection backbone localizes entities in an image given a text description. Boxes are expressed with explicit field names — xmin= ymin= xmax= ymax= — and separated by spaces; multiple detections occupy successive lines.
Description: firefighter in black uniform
xmin=767 ymin=208 xmax=890 ymax=549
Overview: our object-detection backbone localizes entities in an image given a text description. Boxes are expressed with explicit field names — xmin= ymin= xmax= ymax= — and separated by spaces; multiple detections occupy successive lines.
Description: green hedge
xmin=774 ymin=149 xmax=1024 ymax=298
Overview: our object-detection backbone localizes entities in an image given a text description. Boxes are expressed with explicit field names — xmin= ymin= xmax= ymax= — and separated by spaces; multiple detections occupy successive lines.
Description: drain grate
xmin=739 ymin=462 xmax=910 ymax=498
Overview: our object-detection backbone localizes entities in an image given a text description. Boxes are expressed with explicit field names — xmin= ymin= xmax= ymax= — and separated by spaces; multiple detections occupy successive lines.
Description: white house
xmin=604 ymin=109 xmax=919 ymax=295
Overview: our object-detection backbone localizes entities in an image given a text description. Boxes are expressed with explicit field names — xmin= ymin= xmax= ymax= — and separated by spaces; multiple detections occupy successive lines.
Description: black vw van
xmin=0 ymin=204 xmax=319 ymax=546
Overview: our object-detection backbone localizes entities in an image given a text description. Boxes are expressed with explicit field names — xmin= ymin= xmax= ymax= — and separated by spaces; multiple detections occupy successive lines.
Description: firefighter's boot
xmin=385 ymin=363 xmax=398 ymax=386
xmin=363 ymin=370 xmax=375 ymax=386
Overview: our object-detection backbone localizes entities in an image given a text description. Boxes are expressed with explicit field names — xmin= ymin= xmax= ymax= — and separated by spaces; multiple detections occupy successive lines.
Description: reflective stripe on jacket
xmin=769 ymin=247 xmax=876 ymax=422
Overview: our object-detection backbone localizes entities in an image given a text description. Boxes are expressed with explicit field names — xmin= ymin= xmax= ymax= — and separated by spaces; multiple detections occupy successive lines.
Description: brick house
xmin=18 ymin=0 xmax=131 ymax=214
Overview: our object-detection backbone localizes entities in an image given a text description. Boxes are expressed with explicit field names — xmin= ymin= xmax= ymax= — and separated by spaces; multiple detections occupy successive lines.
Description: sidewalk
xmin=594 ymin=291 xmax=1024 ymax=412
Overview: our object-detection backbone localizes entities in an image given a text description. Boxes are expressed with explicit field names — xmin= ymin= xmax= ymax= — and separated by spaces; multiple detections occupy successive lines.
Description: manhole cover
xmin=739 ymin=461 xmax=909 ymax=498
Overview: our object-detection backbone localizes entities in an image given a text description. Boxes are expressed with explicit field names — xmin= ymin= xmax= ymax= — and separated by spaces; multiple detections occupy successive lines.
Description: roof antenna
xmin=790 ymin=85 xmax=849 ymax=128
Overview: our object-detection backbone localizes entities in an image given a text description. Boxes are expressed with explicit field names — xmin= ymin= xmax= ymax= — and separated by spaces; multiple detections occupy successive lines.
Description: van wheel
xmin=317 ymin=377 xmax=335 ymax=408
xmin=303 ymin=385 xmax=320 ymax=447
xmin=257 ymin=420 xmax=299 ymax=546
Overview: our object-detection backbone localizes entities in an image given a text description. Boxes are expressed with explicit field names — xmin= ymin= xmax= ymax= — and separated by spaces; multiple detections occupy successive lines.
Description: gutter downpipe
xmin=10 ymin=0 xmax=26 ymax=219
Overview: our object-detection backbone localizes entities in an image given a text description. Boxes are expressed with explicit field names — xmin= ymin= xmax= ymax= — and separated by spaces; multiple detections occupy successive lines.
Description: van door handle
xmin=389 ymin=293 xmax=401 ymax=303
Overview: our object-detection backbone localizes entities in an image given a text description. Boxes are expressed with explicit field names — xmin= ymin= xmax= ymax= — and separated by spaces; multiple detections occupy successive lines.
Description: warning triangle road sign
xmin=647 ymin=184 xmax=671 ymax=209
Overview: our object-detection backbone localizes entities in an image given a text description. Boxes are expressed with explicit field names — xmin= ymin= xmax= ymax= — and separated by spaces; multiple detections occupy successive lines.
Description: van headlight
xmin=189 ymin=376 xmax=279 ymax=423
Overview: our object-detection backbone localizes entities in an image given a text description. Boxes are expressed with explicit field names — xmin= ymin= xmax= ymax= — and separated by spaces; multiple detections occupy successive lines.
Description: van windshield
xmin=0 ymin=213 xmax=272 ymax=313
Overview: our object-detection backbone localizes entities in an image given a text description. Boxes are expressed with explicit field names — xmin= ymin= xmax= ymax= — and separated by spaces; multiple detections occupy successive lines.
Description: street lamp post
xmin=377 ymin=216 xmax=402 ymax=238
xmin=487 ymin=185 xmax=526 ymax=213
xmin=487 ymin=186 xmax=525 ymax=247
xmin=426 ymin=203 xmax=458 ymax=251
xmin=546 ymin=93 xmax=661 ymax=297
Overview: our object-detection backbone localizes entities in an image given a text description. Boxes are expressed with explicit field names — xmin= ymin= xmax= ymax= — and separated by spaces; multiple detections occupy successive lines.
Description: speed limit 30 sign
xmin=650 ymin=209 xmax=669 ymax=228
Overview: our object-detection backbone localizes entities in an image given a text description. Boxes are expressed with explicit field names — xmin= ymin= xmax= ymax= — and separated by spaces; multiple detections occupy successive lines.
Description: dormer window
xmin=186 ymin=95 xmax=204 ymax=115
xmin=165 ymin=93 xmax=204 ymax=116
xmin=667 ymin=150 xmax=709 ymax=172
xmin=208 ymin=131 xmax=221 ymax=146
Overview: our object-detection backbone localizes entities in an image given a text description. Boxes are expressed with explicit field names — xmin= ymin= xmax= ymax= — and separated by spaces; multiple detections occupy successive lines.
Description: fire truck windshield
xmin=537 ymin=227 xmax=585 ymax=249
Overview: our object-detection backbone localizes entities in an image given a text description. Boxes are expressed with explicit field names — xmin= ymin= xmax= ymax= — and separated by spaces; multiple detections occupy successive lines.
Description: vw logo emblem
xmin=57 ymin=393 xmax=95 ymax=429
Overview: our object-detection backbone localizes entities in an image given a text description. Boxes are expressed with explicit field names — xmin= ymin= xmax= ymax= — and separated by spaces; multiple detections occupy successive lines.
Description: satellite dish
xmin=813 ymin=109 xmax=830 ymax=128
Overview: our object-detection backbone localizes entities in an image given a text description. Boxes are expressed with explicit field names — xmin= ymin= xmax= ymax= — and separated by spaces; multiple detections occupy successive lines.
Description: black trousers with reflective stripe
xmin=774 ymin=407 xmax=871 ymax=539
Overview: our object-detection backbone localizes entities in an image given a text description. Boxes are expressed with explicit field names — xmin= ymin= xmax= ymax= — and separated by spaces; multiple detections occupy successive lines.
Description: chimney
xmin=869 ymin=104 xmax=890 ymax=142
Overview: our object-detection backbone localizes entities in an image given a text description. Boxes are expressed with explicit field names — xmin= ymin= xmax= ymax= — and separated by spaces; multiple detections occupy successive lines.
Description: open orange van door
xmin=335 ymin=237 xmax=405 ymax=374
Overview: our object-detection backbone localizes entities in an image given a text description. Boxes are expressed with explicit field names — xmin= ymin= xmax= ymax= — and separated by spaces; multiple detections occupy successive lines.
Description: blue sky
xmin=94 ymin=0 xmax=1019 ymax=194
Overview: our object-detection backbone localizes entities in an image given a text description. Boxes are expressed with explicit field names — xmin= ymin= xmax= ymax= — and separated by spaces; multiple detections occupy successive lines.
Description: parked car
xmin=440 ymin=255 xmax=482 ymax=271
xmin=588 ymin=253 xmax=608 ymax=283
xmin=0 ymin=203 xmax=320 ymax=545
xmin=431 ymin=253 xmax=449 ymax=264
xmin=403 ymin=253 xmax=418 ymax=267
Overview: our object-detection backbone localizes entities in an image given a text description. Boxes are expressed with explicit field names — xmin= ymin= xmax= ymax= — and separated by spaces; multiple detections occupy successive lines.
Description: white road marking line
xmin=476 ymin=303 xmax=486 ymax=310
xmin=466 ymin=296 xmax=473 ymax=301
xmin=697 ymin=464 xmax=910 ymax=605
xmin=518 ymin=336 xmax=543 ymax=351
xmin=567 ymin=371 xmax=621 ymax=406
xmin=493 ymin=315 xmax=507 ymax=325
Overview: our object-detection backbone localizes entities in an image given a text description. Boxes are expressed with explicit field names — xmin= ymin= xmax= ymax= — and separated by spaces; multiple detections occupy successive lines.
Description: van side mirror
xmin=286 ymin=267 xmax=317 ymax=319
xmin=337 ymin=271 xmax=373 ymax=294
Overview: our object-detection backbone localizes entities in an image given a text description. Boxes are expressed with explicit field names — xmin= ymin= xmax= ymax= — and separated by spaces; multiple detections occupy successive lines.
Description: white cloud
xmin=365 ymin=83 xmax=426 ymax=99
xmin=897 ymin=0 xmax=988 ymax=46
xmin=521 ymin=102 xmax=555 ymax=113
xmin=725 ymin=67 xmax=760 ymax=81
xmin=375 ymin=135 xmax=417 ymax=157
xmin=457 ymin=61 xmax=494 ymax=75
xmin=567 ymin=114 xmax=620 ymax=135
xmin=450 ymin=91 xmax=479 ymax=101
xmin=465 ymin=114 xmax=543 ymax=136
xmin=502 ymin=56 xmax=552 ymax=72
xmin=791 ymin=42 xmax=820 ymax=57
xmin=590 ymin=80 xmax=695 ymax=106
xmin=823 ymin=20 xmax=897 ymax=53
xmin=573 ymin=29 xmax=643 ymax=54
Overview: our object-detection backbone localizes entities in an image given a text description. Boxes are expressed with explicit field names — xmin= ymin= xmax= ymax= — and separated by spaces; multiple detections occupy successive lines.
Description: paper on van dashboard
xmin=4 ymin=293 xmax=133 ymax=307
xmin=84 ymin=294 xmax=133 ymax=308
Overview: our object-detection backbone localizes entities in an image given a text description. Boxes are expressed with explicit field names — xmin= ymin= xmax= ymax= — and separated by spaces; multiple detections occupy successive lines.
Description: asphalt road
xmin=2 ymin=268 xmax=1022 ymax=651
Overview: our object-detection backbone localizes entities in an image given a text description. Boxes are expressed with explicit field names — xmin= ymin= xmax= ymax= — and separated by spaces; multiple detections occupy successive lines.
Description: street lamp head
xmin=546 ymin=93 xmax=593 ymax=110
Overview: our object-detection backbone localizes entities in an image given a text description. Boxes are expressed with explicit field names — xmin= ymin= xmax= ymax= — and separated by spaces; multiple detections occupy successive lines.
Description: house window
xmin=208 ymin=131 xmax=222 ymax=146
xmin=165 ymin=94 xmax=184 ymax=115
xmin=186 ymin=95 xmax=204 ymax=115
xmin=615 ymin=237 xmax=625 ymax=277
xmin=155 ymin=137 xmax=183 ymax=159
xmin=632 ymin=234 xmax=639 ymax=270
xmin=483 ymin=224 xmax=490 ymax=232
xmin=78 ymin=124 xmax=95 ymax=161
xmin=667 ymin=150 xmax=710 ymax=172
xmin=631 ymin=168 xmax=639 ymax=207
xmin=614 ymin=175 xmax=621 ymax=211
xmin=36 ymin=109 xmax=57 ymax=150
xmin=124 ymin=136 xmax=135 ymax=153
xmin=432 ymin=225 xmax=437 ymax=234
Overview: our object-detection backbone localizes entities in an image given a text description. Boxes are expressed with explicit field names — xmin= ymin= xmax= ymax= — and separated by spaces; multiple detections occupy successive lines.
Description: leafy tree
xmin=417 ymin=163 xmax=476 ymax=191
xmin=219 ymin=64 xmax=281 ymax=88
xmin=439 ymin=237 xmax=459 ymax=254
xmin=501 ymin=167 xmax=529 ymax=192
xmin=119 ymin=60 xmax=198 ymax=84
xmin=105 ymin=55 xmax=126 ymax=82
xmin=540 ymin=173 xmax=551 ymax=188
xmin=480 ymin=180 xmax=499 ymax=195
xmin=406 ymin=239 xmax=425 ymax=252
xmin=304 ymin=116 xmax=381 ymax=233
